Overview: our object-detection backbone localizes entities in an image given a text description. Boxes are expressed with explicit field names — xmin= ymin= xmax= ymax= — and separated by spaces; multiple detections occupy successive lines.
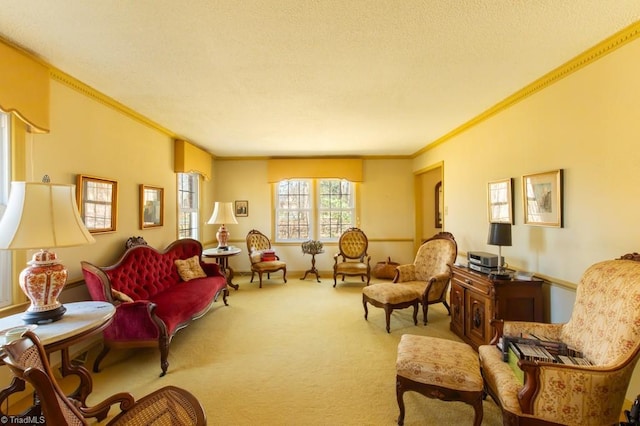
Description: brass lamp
xmin=487 ymin=222 xmax=512 ymax=279
xmin=0 ymin=177 xmax=95 ymax=324
xmin=207 ymin=202 xmax=238 ymax=250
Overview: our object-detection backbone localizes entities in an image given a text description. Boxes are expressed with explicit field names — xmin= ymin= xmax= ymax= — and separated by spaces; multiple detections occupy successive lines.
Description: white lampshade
xmin=0 ymin=181 xmax=95 ymax=249
xmin=207 ymin=202 xmax=238 ymax=225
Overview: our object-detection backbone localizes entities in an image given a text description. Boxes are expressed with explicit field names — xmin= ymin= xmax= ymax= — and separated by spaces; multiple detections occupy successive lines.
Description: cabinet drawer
xmin=452 ymin=273 xmax=491 ymax=295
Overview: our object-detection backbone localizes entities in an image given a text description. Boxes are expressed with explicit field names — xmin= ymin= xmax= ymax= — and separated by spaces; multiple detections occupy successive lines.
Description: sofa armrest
xmin=106 ymin=301 xmax=163 ymax=341
xmin=393 ymin=264 xmax=417 ymax=282
xmin=200 ymin=261 xmax=224 ymax=277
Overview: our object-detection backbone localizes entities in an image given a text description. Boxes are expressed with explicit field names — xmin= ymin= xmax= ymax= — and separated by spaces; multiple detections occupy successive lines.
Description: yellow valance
xmin=267 ymin=159 xmax=363 ymax=182
xmin=174 ymin=139 xmax=212 ymax=180
xmin=0 ymin=39 xmax=50 ymax=133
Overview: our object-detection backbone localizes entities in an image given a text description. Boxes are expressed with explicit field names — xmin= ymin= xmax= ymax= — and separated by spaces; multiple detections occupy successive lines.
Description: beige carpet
xmin=85 ymin=274 xmax=503 ymax=425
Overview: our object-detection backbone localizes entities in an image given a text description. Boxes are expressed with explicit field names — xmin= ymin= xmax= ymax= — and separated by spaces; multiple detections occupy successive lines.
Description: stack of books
xmin=261 ymin=249 xmax=277 ymax=261
xmin=498 ymin=333 xmax=592 ymax=384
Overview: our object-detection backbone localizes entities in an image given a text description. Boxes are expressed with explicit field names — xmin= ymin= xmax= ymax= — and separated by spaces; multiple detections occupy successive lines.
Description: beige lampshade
xmin=207 ymin=202 xmax=238 ymax=225
xmin=0 ymin=181 xmax=95 ymax=249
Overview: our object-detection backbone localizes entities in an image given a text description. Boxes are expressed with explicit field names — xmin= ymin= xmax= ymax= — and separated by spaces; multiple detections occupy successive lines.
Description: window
xmin=0 ymin=112 xmax=12 ymax=307
xmin=177 ymin=173 xmax=199 ymax=239
xmin=276 ymin=179 xmax=355 ymax=242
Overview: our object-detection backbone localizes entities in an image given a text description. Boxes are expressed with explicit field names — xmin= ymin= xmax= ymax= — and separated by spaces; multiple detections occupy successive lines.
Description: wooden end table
xmin=203 ymin=246 xmax=242 ymax=290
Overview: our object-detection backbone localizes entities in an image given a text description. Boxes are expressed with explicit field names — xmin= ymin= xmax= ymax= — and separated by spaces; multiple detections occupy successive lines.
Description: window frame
xmin=0 ymin=112 xmax=13 ymax=307
xmin=274 ymin=178 xmax=355 ymax=243
xmin=177 ymin=173 xmax=200 ymax=239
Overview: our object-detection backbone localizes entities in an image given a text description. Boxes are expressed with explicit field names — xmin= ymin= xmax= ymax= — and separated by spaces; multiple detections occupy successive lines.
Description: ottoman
xmin=396 ymin=335 xmax=483 ymax=426
xmin=362 ymin=283 xmax=421 ymax=333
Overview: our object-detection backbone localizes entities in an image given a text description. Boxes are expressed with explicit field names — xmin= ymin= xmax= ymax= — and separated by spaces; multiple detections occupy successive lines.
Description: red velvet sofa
xmin=81 ymin=238 xmax=228 ymax=376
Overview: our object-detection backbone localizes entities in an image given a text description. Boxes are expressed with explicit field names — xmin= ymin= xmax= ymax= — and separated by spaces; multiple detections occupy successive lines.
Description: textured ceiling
xmin=1 ymin=1 xmax=640 ymax=157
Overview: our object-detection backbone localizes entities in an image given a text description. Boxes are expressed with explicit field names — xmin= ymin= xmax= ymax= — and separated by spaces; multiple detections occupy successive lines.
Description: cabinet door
xmin=465 ymin=291 xmax=492 ymax=349
xmin=450 ymin=281 xmax=465 ymax=337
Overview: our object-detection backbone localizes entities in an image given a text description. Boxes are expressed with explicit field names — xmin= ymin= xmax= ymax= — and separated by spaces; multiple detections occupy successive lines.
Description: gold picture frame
xmin=487 ymin=178 xmax=513 ymax=224
xmin=522 ymin=169 xmax=564 ymax=227
xmin=235 ymin=200 xmax=248 ymax=217
xmin=76 ymin=174 xmax=118 ymax=233
xmin=140 ymin=185 xmax=164 ymax=229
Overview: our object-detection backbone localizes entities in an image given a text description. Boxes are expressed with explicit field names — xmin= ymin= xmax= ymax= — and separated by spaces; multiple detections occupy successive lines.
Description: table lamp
xmin=0 ymin=177 xmax=95 ymax=324
xmin=487 ymin=222 xmax=512 ymax=279
xmin=207 ymin=202 xmax=238 ymax=250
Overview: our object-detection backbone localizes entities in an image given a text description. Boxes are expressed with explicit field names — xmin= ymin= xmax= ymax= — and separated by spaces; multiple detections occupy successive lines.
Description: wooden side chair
xmin=1 ymin=330 xmax=207 ymax=425
xmin=333 ymin=227 xmax=372 ymax=287
xmin=246 ymin=229 xmax=287 ymax=288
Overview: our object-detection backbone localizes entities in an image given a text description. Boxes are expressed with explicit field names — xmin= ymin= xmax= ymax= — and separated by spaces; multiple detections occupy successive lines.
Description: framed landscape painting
xmin=522 ymin=169 xmax=563 ymax=227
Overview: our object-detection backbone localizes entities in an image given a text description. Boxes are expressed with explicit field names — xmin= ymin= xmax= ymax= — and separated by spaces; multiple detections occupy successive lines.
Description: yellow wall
xmin=414 ymin=34 xmax=640 ymax=399
xmin=213 ymin=158 xmax=416 ymax=274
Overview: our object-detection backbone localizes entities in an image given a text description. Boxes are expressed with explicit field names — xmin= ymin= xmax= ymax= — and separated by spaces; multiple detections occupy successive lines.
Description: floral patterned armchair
xmin=479 ymin=253 xmax=640 ymax=425
xmin=362 ymin=232 xmax=456 ymax=332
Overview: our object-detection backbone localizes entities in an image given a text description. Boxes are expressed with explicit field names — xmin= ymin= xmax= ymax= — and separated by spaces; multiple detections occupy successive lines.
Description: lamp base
xmin=22 ymin=305 xmax=66 ymax=324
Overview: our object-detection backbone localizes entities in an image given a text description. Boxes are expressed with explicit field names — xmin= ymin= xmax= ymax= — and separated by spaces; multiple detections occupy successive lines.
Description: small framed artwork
xmin=235 ymin=200 xmax=248 ymax=217
xmin=522 ymin=169 xmax=563 ymax=227
xmin=76 ymin=174 xmax=118 ymax=233
xmin=140 ymin=185 xmax=164 ymax=228
xmin=487 ymin=178 xmax=513 ymax=224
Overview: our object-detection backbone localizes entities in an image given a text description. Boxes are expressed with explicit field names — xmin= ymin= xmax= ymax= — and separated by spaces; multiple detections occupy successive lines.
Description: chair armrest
xmin=78 ymin=392 xmax=135 ymax=421
xmin=489 ymin=319 xmax=564 ymax=345
xmin=394 ymin=264 xmax=417 ymax=282
xmin=517 ymin=359 xmax=634 ymax=423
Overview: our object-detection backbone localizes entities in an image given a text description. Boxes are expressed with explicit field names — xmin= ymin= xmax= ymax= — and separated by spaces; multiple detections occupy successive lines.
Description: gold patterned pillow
xmin=175 ymin=256 xmax=207 ymax=281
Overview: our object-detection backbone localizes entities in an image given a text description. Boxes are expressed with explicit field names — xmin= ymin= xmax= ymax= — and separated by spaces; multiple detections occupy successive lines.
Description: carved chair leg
xmin=384 ymin=305 xmax=393 ymax=333
xmin=363 ymin=296 xmax=369 ymax=320
xmin=396 ymin=376 xmax=406 ymax=425
xmin=412 ymin=301 xmax=418 ymax=326
xmin=282 ymin=268 xmax=287 ymax=283
xmin=442 ymin=300 xmax=451 ymax=315
xmin=422 ymin=303 xmax=429 ymax=325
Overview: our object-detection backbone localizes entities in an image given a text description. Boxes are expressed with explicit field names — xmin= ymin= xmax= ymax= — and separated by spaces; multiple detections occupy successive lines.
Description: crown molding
xmin=412 ymin=20 xmax=640 ymax=158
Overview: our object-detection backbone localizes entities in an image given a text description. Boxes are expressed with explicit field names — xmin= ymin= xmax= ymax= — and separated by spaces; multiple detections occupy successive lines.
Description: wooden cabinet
xmin=450 ymin=265 xmax=544 ymax=350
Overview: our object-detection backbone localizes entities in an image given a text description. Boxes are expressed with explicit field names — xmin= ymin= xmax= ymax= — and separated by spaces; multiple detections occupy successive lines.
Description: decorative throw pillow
xmin=112 ymin=289 xmax=134 ymax=303
xmin=250 ymin=250 xmax=262 ymax=263
xmin=175 ymin=255 xmax=207 ymax=281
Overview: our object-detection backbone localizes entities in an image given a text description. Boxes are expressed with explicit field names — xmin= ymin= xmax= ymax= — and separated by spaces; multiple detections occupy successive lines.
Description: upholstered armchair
xmin=479 ymin=253 xmax=640 ymax=426
xmin=246 ymin=229 xmax=287 ymax=288
xmin=1 ymin=331 xmax=207 ymax=425
xmin=393 ymin=232 xmax=457 ymax=321
xmin=363 ymin=232 xmax=457 ymax=332
xmin=333 ymin=227 xmax=371 ymax=287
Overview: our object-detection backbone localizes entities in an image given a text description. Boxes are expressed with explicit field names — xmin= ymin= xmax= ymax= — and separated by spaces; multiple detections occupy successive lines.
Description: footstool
xmin=362 ymin=283 xmax=421 ymax=333
xmin=396 ymin=334 xmax=483 ymax=426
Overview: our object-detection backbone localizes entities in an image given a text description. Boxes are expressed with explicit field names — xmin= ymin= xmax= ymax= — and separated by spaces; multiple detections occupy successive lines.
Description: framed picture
xmin=522 ymin=169 xmax=564 ymax=227
xmin=235 ymin=200 xmax=248 ymax=217
xmin=76 ymin=174 xmax=118 ymax=233
xmin=487 ymin=178 xmax=513 ymax=224
xmin=140 ymin=185 xmax=164 ymax=228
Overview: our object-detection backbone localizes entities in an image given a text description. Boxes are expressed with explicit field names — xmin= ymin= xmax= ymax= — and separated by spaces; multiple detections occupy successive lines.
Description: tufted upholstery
xmin=479 ymin=255 xmax=640 ymax=425
xmin=81 ymin=238 xmax=228 ymax=376
xmin=333 ymin=227 xmax=371 ymax=287
xmin=246 ymin=229 xmax=287 ymax=288
xmin=362 ymin=232 xmax=457 ymax=332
